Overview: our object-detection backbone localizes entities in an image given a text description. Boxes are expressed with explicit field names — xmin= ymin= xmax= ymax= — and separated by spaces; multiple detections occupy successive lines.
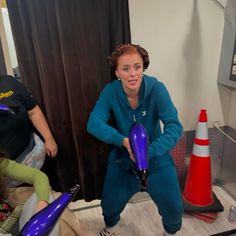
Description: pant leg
xmin=147 ymin=164 xmax=183 ymax=234
xmin=101 ymin=162 xmax=139 ymax=227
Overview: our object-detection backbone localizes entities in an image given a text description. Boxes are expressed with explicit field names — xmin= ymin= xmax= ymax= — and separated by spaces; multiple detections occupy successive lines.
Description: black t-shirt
xmin=0 ymin=75 xmax=37 ymax=159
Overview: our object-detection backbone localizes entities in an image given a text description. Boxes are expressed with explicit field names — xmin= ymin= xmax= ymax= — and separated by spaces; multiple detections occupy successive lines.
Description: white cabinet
xmin=217 ymin=0 xmax=236 ymax=88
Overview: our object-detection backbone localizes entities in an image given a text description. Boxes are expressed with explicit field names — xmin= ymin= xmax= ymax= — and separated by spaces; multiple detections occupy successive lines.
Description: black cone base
xmin=183 ymin=191 xmax=224 ymax=213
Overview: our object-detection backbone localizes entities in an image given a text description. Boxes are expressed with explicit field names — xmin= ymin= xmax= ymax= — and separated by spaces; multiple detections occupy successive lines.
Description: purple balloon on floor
xmin=19 ymin=184 xmax=80 ymax=236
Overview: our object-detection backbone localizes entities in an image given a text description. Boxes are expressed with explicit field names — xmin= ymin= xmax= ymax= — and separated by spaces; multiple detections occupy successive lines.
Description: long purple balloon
xmin=0 ymin=104 xmax=9 ymax=112
xmin=19 ymin=184 xmax=80 ymax=236
xmin=129 ymin=123 xmax=148 ymax=171
xmin=0 ymin=104 xmax=15 ymax=115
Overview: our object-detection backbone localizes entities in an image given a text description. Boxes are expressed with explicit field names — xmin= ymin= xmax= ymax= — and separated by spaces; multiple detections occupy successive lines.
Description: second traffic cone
xmin=183 ymin=109 xmax=214 ymax=207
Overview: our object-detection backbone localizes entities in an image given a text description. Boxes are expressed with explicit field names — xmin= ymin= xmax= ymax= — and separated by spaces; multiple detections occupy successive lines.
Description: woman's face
xmin=115 ymin=53 xmax=144 ymax=94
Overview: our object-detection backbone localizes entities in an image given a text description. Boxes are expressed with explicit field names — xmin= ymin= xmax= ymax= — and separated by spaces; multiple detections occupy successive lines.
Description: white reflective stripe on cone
xmin=195 ymin=122 xmax=208 ymax=139
xmin=193 ymin=144 xmax=210 ymax=157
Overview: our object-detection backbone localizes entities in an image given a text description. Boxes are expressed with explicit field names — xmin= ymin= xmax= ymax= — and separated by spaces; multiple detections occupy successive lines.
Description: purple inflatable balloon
xmin=0 ymin=104 xmax=15 ymax=115
xmin=129 ymin=123 xmax=149 ymax=190
xmin=19 ymin=184 xmax=80 ymax=236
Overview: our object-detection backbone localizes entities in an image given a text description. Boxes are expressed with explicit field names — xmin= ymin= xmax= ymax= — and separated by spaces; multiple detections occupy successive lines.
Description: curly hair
xmin=108 ymin=44 xmax=150 ymax=71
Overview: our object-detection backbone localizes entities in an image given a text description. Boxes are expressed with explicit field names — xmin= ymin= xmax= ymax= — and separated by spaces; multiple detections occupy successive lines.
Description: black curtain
xmin=6 ymin=0 xmax=131 ymax=200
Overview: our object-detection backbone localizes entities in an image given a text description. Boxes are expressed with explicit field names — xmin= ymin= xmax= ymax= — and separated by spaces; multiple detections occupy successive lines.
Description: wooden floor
xmin=69 ymin=186 xmax=236 ymax=236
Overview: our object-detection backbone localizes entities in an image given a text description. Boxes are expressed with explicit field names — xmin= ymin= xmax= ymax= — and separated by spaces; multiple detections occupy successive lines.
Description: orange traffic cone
xmin=183 ymin=109 xmax=214 ymax=207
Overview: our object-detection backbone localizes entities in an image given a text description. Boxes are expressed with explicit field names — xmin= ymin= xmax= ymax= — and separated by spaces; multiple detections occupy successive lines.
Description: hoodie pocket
xmin=108 ymin=147 xmax=132 ymax=172
xmin=148 ymin=153 xmax=174 ymax=174
xmin=148 ymin=156 xmax=159 ymax=174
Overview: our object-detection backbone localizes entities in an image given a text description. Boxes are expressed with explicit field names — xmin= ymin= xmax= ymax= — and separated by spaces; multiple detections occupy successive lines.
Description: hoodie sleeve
xmin=87 ymin=85 xmax=125 ymax=147
xmin=148 ymin=82 xmax=183 ymax=159
xmin=1 ymin=158 xmax=50 ymax=202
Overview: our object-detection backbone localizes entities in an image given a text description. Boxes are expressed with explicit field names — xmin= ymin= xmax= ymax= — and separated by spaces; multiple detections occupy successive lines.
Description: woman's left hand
xmin=45 ymin=138 xmax=58 ymax=157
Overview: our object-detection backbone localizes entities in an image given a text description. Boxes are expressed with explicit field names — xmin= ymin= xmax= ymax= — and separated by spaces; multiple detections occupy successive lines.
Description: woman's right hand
xmin=122 ymin=138 xmax=135 ymax=162
xmin=45 ymin=137 xmax=58 ymax=157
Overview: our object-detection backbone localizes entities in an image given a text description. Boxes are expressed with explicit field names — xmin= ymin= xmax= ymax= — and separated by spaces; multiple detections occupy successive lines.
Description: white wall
xmin=129 ymin=0 xmax=233 ymax=131
xmin=0 ymin=7 xmax=13 ymax=75
xmin=1 ymin=8 xmax=18 ymax=69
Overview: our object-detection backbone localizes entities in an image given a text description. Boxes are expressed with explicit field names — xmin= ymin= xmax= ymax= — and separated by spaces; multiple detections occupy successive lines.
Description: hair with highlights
xmin=108 ymin=44 xmax=150 ymax=71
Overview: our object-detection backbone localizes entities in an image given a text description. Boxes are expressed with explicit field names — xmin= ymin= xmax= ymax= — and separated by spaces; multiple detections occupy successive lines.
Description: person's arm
xmin=148 ymin=83 xmax=183 ymax=159
xmin=87 ymin=84 xmax=125 ymax=147
xmin=1 ymin=158 xmax=50 ymax=212
xmin=28 ymin=105 xmax=58 ymax=157
xmin=11 ymin=77 xmax=58 ymax=157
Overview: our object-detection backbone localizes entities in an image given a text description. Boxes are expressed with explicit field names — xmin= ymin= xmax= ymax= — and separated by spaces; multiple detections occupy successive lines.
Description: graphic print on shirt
xmin=0 ymin=90 xmax=14 ymax=100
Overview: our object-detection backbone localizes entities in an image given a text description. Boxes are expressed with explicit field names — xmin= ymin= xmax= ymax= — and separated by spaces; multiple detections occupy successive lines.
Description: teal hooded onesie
xmin=87 ymin=74 xmax=183 ymax=234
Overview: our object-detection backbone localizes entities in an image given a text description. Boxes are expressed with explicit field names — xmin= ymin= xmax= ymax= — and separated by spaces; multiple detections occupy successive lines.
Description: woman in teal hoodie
xmin=87 ymin=44 xmax=183 ymax=236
